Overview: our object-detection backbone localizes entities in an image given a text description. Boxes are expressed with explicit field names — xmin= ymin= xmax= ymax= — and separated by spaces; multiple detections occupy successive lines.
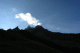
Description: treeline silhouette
xmin=0 ymin=25 xmax=80 ymax=53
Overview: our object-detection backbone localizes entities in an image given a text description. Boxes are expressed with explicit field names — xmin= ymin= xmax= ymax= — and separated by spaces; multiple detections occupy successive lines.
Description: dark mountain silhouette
xmin=12 ymin=26 xmax=20 ymax=31
xmin=24 ymin=25 xmax=34 ymax=32
xmin=24 ymin=25 xmax=32 ymax=30
xmin=0 ymin=25 xmax=80 ymax=53
xmin=35 ymin=25 xmax=44 ymax=29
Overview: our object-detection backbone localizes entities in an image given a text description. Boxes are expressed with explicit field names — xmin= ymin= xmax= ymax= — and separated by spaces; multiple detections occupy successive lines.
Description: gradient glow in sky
xmin=0 ymin=0 xmax=80 ymax=33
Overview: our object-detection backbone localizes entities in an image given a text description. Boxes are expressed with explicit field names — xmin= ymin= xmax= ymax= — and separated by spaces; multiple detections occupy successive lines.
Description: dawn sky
xmin=0 ymin=0 xmax=80 ymax=33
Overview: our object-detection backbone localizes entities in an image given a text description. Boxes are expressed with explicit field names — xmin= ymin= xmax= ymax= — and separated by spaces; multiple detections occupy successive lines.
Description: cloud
xmin=15 ymin=13 xmax=41 ymax=26
xmin=57 ymin=28 xmax=60 ymax=29
xmin=13 ymin=8 xmax=16 ymax=11
xmin=44 ymin=24 xmax=60 ymax=30
xmin=44 ymin=24 xmax=55 ymax=29
xmin=15 ymin=15 xmax=19 ymax=18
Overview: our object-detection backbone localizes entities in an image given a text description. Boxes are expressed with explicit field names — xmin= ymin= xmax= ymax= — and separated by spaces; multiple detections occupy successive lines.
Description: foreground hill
xmin=0 ymin=25 xmax=80 ymax=53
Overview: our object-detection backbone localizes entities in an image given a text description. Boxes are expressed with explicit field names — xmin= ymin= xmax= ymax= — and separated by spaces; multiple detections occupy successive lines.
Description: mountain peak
xmin=24 ymin=25 xmax=32 ymax=30
xmin=27 ymin=25 xmax=31 ymax=29
xmin=35 ymin=25 xmax=43 ymax=29
xmin=13 ymin=26 xmax=20 ymax=31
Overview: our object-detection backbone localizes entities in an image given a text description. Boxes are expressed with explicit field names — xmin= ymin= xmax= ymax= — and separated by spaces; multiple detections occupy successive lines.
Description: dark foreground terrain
xmin=0 ymin=25 xmax=80 ymax=53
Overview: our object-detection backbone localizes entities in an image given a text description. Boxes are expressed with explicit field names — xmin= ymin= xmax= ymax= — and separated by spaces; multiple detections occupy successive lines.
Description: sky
xmin=0 ymin=0 xmax=80 ymax=33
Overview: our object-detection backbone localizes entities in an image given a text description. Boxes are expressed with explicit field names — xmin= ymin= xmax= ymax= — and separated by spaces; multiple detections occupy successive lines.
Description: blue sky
xmin=0 ymin=0 xmax=80 ymax=33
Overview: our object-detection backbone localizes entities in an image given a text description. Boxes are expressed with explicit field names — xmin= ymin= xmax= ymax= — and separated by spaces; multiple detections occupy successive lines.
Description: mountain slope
xmin=0 ymin=25 xmax=80 ymax=53
xmin=0 ymin=29 xmax=63 ymax=53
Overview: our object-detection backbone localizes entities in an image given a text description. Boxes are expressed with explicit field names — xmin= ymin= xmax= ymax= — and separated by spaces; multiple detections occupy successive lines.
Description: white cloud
xmin=15 ymin=13 xmax=41 ymax=26
xmin=15 ymin=15 xmax=19 ymax=18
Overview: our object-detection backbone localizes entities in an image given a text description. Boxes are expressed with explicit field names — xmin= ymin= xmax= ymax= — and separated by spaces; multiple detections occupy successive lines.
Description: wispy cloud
xmin=57 ymin=28 xmax=60 ymax=29
xmin=15 ymin=13 xmax=41 ymax=26
xmin=44 ymin=24 xmax=60 ymax=30
xmin=44 ymin=24 xmax=55 ymax=29
xmin=12 ymin=8 xmax=16 ymax=11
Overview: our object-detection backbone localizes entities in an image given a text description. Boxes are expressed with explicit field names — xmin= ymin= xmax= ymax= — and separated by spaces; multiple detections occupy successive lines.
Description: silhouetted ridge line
xmin=0 ymin=29 xmax=80 ymax=53
xmin=0 ymin=25 xmax=80 ymax=53
xmin=12 ymin=26 xmax=20 ymax=31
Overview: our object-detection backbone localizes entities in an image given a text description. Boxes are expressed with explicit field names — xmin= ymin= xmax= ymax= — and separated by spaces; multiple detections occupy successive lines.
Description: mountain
xmin=12 ymin=26 xmax=20 ymax=31
xmin=28 ymin=25 xmax=80 ymax=49
xmin=24 ymin=25 xmax=34 ymax=32
xmin=7 ymin=25 xmax=80 ymax=48
xmin=35 ymin=25 xmax=44 ymax=29
xmin=0 ymin=25 xmax=80 ymax=53
xmin=24 ymin=25 xmax=32 ymax=30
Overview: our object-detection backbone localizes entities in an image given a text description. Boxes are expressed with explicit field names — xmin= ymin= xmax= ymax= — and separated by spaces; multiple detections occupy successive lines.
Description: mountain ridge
xmin=0 ymin=25 xmax=80 ymax=53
